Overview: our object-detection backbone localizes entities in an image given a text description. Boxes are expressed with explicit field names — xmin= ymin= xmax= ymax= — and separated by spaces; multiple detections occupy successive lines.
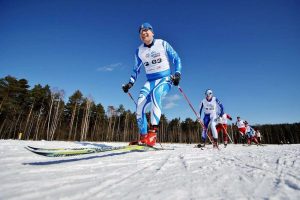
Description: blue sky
xmin=0 ymin=0 xmax=299 ymax=124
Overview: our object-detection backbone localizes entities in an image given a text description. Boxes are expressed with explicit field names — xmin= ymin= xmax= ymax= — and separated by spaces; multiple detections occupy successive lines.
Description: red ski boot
xmin=129 ymin=125 xmax=158 ymax=147
xmin=144 ymin=131 xmax=157 ymax=147
xmin=129 ymin=134 xmax=148 ymax=145
xmin=144 ymin=125 xmax=158 ymax=147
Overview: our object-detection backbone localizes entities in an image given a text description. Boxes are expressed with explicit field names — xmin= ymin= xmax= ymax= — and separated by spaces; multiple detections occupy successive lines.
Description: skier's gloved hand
xmin=122 ymin=82 xmax=133 ymax=93
xmin=219 ymin=112 xmax=224 ymax=118
xmin=172 ymin=73 xmax=181 ymax=86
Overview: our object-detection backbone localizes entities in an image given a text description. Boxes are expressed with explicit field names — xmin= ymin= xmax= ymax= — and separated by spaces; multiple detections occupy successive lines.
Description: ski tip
xmin=26 ymin=146 xmax=39 ymax=150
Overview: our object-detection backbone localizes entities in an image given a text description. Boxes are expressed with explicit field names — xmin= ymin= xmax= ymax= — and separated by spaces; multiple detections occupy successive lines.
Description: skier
xmin=244 ymin=121 xmax=259 ymax=145
xmin=236 ymin=116 xmax=247 ymax=144
xmin=255 ymin=128 xmax=262 ymax=144
xmin=198 ymin=89 xmax=224 ymax=148
xmin=122 ymin=22 xmax=182 ymax=147
xmin=216 ymin=113 xmax=232 ymax=147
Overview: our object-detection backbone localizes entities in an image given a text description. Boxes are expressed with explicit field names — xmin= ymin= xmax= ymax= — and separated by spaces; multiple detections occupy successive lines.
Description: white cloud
xmin=97 ymin=62 xmax=122 ymax=72
xmin=164 ymin=102 xmax=178 ymax=109
xmin=163 ymin=94 xmax=181 ymax=109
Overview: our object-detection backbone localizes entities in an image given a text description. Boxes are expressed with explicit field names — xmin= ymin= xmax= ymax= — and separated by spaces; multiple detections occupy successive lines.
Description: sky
xmin=0 ymin=0 xmax=299 ymax=125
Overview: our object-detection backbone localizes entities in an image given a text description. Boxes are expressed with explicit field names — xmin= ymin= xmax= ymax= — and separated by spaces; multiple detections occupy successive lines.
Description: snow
xmin=0 ymin=140 xmax=300 ymax=200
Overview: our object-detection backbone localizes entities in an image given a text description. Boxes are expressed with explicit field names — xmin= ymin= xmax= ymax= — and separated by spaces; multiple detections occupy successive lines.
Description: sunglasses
xmin=140 ymin=28 xmax=151 ymax=33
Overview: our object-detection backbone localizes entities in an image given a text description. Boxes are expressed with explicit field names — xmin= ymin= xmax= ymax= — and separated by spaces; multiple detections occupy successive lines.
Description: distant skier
xmin=236 ymin=116 xmax=246 ymax=144
xmin=216 ymin=113 xmax=232 ymax=147
xmin=122 ymin=22 xmax=182 ymax=147
xmin=198 ymin=89 xmax=224 ymax=148
xmin=244 ymin=121 xmax=259 ymax=145
xmin=255 ymin=128 xmax=262 ymax=144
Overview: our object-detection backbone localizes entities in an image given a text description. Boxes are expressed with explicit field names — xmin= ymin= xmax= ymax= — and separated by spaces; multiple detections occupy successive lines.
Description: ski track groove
xmin=82 ymin=153 xmax=172 ymax=199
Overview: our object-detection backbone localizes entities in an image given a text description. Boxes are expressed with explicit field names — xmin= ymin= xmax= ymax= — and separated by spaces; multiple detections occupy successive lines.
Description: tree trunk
xmin=68 ymin=103 xmax=77 ymax=140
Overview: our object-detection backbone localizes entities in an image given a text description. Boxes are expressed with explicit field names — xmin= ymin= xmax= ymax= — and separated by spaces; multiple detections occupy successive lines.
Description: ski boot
xmin=196 ymin=138 xmax=206 ymax=148
xmin=144 ymin=125 xmax=158 ymax=147
xmin=129 ymin=134 xmax=148 ymax=145
xmin=213 ymin=138 xmax=219 ymax=149
xmin=224 ymin=141 xmax=228 ymax=148
xmin=196 ymin=143 xmax=205 ymax=148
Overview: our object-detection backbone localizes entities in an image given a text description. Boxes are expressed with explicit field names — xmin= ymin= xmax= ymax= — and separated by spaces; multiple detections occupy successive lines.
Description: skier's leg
xmin=253 ymin=136 xmax=259 ymax=144
xmin=222 ymin=124 xmax=228 ymax=146
xmin=150 ymin=78 xmax=171 ymax=126
xmin=136 ymin=82 xmax=151 ymax=135
xmin=210 ymin=116 xmax=218 ymax=139
xmin=202 ymin=114 xmax=211 ymax=142
xmin=143 ymin=77 xmax=171 ymax=146
xmin=209 ymin=117 xmax=218 ymax=148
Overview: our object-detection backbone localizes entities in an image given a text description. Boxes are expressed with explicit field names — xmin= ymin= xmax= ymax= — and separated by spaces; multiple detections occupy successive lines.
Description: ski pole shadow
xmin=22 ymin=151 xmax=133 ymax=166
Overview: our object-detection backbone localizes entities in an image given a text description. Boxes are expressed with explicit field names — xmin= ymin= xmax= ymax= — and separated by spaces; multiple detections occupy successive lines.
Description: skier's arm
xmin=164 ymin=41 xmax=182 ymax=75
xmin=122 ymin=50 xmax=142 ymax=93
xmin=129 ymin=49 xmax=143 ymax=85
xmin=216 ymin=98 xmax=224 ymax=116
xmin=199 ymin=102 xmax=204 ymax=118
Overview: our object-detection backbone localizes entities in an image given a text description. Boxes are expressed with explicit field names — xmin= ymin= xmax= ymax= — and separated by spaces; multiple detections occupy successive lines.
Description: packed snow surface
xmin=0 ymin=140 xmax=300 ymax=200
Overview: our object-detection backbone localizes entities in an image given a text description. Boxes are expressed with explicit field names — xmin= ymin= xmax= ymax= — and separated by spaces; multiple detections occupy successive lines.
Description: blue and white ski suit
xmin=129 ymin=39 xmax=182 ymax=134
xmin=246 ymin=126 xmax=256 ymax=138
xmin=199 ymin=97 xmax=224 ymax=140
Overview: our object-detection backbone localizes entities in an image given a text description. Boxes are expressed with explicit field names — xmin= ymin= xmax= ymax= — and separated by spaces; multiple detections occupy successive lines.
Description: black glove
xmin=122 ymin=82 xmax=133 ymax=93
xmin=172 ymin=73 xmax=181 ymax=86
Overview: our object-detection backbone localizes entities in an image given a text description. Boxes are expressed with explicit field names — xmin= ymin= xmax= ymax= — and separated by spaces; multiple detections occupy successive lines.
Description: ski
xmin=26 ymin=145 xmax=111 ymax=151
xmin=25 ymin=144 xmax=173 ymax=157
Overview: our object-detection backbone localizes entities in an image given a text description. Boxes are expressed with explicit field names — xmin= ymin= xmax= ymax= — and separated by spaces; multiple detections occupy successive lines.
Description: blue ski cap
xmin=139 ymin=22 xmax=153 ymax=33
xmin=205 ymin=89 xmax=213 ymax=97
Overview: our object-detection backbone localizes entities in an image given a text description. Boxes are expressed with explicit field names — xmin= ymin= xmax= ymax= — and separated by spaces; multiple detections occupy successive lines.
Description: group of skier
xmin=235 ymin=116 xmax=261 ymax=145
xmin=122 ymin=22 xmax=261 ymax=148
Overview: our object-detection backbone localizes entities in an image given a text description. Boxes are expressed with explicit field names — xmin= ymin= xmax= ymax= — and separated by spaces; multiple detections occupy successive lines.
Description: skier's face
xmin=206 ymin=92 xmax=212 ymax=100
xmin=206 ymin=95 xmax=212 ymax=101
xmin=140 ymin=29 xmax=154 ymax=45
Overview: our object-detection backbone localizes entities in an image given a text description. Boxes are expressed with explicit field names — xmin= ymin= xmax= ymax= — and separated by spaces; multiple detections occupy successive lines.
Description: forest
xmin=1 ymin=75 xmax=299 ymax=144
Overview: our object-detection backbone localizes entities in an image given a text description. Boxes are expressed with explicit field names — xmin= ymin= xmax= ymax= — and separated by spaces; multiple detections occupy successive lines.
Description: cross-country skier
xmin=198 ymin=89 xmax=224 ymax=148
xmin=236 ymin=116 xmax=247 ymax=144
xmin=244 ymin=121 xmax=259 ymax=145
xmin=122 ymin=22 xmax=182 ymax=147
xmin=216 ymin=113 xmax=232 ymax=148
xmin=255 ymin=128 xmax=262 ymax=144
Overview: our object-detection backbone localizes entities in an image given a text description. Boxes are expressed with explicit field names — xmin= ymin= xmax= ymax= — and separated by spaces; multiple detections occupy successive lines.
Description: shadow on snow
xmin=22 ymin=151 xmax=133 ymax=166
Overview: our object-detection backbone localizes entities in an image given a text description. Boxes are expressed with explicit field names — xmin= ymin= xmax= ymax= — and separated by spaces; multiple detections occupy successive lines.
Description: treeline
xmin=0 ymin=76 xmax=299 ymax=144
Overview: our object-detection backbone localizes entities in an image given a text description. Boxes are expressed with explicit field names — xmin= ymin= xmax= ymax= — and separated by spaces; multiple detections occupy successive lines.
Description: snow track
xmin=0 ymin=140 xmax=299 ymax=200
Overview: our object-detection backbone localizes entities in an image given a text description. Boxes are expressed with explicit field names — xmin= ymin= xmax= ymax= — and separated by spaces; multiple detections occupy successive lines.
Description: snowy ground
xmin=0 ymin=140 xmax=300 ymax=200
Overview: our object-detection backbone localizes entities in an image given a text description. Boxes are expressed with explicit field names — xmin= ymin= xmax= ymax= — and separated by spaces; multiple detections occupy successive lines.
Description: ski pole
xmin=178 ymin=86 xmax=202 ymax=125
xmin=127 ymin=92 xmax=137 ymax=107
xmin=177 ymin=86 xmax=213 ymax=143
xmin=221 ymin=123 xmax=233 ymax=143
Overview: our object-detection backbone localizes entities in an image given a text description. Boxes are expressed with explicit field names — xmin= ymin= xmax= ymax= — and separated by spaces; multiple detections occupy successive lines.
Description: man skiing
xmin=244 ymin=121 xmax=259 ymax=145
xmin=122 ymin=22 xmax=182 ymax=147
xmin=216 ymin=113 xmax=232 ymax=147
xmin=236 ymin=116 xmax=247 ymax=144
xmin=255 ymin=128 xmax=262 ymax=144
xmin=198 ymin=89 xmax=224 ymax=148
